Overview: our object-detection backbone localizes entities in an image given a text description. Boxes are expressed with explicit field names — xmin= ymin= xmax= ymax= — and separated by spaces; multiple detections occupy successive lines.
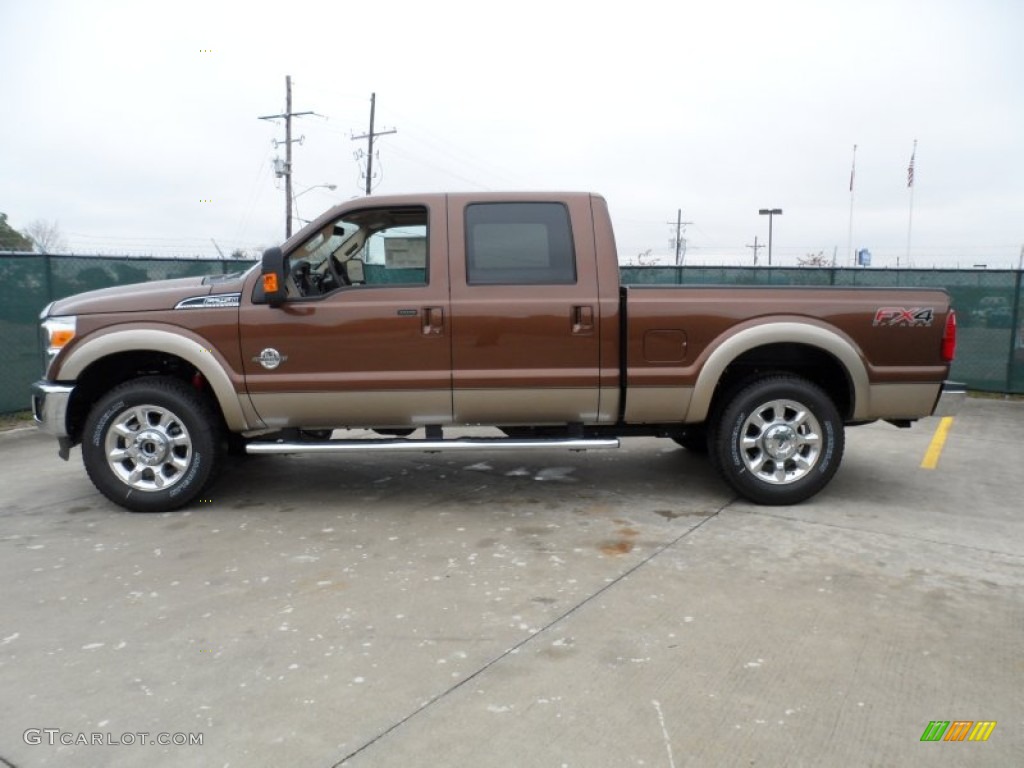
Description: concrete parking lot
xmin=1 ymin=398 xmax=1022 ymax=767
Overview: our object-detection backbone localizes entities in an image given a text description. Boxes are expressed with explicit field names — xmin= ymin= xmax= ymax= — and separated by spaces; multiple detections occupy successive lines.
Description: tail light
xmin=941 ymin=310 xmax=957 ymax=363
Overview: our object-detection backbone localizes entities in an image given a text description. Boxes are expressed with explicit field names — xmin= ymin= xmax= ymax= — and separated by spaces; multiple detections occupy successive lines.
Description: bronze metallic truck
xmin=32 ymin=192 xmax=964 ymax=512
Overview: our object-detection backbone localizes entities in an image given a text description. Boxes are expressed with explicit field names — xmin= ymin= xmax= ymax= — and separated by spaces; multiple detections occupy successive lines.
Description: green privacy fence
xmin=621 ymin=266 xmax=1024 ymax=394
xmin=0 ymin=253 xmax=253 ymax=414
xmin=1 ymin=255 xmax=1021 ymax=414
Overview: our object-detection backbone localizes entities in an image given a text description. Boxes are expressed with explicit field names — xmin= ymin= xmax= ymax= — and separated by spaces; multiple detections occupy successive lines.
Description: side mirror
xmin=258 ymin=247 xmax=288 ymax=307
xmin=345 ymin=258 xmax=365 ymax=284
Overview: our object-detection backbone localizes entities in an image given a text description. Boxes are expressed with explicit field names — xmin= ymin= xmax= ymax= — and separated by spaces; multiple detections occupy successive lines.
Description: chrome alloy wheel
xmin=104 ymin=405 xmax=193 ymax=491
xmin=739 ymin=398 xmax=822 ymax=485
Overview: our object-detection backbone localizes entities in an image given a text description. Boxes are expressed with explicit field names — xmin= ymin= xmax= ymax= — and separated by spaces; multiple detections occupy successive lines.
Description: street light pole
xmin=758 ymin=208 xmax=783 ymax=266
xmin=292 ymin=183 xmax=337 ymax=225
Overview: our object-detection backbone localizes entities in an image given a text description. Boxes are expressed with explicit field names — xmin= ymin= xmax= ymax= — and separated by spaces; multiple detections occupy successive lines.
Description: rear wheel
xmin=82 ymin=376 xmax=222 ymax=512
xmin=709 ymin=375 xmax=844 ymax=505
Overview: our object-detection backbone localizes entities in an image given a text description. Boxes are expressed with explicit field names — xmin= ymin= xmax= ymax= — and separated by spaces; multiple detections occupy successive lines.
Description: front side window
xmin=465 ymin=202 xmax=576 ymax=285
xmin=287 ymin=206 xmax=428 ymax=297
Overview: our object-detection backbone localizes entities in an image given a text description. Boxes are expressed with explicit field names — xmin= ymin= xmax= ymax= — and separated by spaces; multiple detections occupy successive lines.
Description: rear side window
xmin=465 ymin=202 xmax=576 ymax=285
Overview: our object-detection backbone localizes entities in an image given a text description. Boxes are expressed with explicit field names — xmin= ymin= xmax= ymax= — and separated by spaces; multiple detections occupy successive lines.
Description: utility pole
xmin=746 ymin=236 xmax=764 ymax=266
xmin=258 ymin=75 xmax=316 ymax=238
xmin=668 ymin=209 xmax=693 ymax=266
xmin=351 ymin=93 xmax=397 ymax=196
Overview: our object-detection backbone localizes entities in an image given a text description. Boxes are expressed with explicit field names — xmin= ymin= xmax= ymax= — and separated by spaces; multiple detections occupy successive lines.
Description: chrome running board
xmin=246 ymin=437 xmax=620 ymax=455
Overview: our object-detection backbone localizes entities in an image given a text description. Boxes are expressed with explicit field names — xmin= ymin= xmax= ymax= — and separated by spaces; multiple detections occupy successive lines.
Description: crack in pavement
xmin=329 ymin=496 xmax=738 ymax=767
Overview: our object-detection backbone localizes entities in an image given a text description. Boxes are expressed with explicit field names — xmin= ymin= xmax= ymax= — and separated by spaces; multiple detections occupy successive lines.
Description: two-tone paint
xmin=36 ymin=192 xmax=957 ymax=447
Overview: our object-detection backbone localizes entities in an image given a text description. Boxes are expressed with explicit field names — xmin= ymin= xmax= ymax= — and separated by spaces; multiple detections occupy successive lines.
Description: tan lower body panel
xmin=249 ymin=387 xmax=622 ymax=429
xmin=862 ymin=382 xmax=942 ymax=420
xmin=620 ymin=382 xmax=937 ymax=424
xmin=453 ymin=387 xmax=618 ymax=425
xmin=623 ymin=385 xmax=692 ymax=424
xmin=249 ymin=391 xmax=453 ymax=430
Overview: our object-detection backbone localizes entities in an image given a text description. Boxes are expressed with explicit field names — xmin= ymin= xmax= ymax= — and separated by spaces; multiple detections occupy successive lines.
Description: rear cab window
xmin=465 ymin=202 xmax=576 ymax=285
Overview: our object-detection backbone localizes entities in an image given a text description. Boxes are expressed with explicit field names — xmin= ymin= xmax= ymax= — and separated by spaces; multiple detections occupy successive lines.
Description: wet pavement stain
xmin=599 ymin=539 xmax=635 ymax=556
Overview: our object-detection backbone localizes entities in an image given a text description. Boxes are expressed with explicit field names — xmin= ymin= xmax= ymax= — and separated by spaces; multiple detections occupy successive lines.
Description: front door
xmin=239 ymin=201 xmax=452 ymax=429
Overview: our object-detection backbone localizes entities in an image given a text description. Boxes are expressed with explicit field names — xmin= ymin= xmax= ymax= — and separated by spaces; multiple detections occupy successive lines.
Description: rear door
xmin=446 ymin=194 xmax=605 ymax=425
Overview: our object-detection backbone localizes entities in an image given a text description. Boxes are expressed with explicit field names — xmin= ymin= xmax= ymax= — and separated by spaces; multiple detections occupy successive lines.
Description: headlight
xmin=41 ymin=316 xmax=77 ymax=363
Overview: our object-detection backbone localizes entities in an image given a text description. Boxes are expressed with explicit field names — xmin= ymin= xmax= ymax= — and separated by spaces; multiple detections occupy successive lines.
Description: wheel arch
xmin=686 ymin=322 xmax=869 ymax=423
xmin=57 ymin=327 xmax=255 ymax=441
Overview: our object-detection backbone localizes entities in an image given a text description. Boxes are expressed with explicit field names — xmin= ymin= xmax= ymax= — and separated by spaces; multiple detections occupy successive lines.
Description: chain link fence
xmin=2 ymin=256 xmax=1021 ymax=414
xmin=622 ymin=266 xmax=1024 ymax=394
xmin=0 ymin=253 xmax=253 ymax=414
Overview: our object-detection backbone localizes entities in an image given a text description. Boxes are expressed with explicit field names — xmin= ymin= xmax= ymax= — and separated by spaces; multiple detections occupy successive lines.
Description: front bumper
xmin=31 ymin=381 xmax=75 ymax=459
xmin=932 ymin=380 xmax=967 ymax=418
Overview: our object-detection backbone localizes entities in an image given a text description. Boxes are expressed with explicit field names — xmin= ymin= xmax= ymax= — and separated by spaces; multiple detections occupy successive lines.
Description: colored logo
xmin=920 ymin=720 xmax=996 ymax=742
xmin=873 ymin=307 xmax=935 ymax=327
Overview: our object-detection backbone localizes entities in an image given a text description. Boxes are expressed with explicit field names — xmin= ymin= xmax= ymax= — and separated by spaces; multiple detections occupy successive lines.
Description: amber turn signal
xmin=50 ymin=328 xmax=75 ymax=348
xmin=263 ymin=273 xmax=279 ymax=293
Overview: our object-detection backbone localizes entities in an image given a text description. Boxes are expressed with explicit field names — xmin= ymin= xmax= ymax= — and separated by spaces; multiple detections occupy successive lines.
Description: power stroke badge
xmin=253 ymin=348 xmax=287 ymax=370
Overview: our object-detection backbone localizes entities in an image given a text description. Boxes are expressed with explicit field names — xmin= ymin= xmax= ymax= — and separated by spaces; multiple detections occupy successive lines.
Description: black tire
xmin=82 ymin=376 xmax=223 ymax=512
xmin=709 ymin=375 xmax=844 ymax=505
xmin=672 ymin=426 xmax=709 ymax=454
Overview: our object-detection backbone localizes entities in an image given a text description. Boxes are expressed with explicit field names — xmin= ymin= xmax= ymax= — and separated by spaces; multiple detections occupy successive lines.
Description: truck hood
xmin=47 ymin=273 xmax=248 ymax=316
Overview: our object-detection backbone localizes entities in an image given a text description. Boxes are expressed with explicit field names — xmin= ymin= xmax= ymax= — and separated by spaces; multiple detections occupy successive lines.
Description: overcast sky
xmin=1 ymin=0 xmax=1021 ymax=268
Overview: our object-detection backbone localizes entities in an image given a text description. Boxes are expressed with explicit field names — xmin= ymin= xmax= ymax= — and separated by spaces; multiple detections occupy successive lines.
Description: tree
xmin=797 ymin=251 xmax=830 ymax=267
xmin=0 ymin=212 xmax=33 ymax=251
xmin=634 ymin=249 xmax=658 ymax=266
xmin=25 ymin=219 xmax=68 ymax=254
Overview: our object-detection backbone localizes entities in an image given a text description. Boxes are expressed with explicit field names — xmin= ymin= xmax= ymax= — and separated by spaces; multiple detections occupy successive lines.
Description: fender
xmin=56 ymin=325 xmax=260 ymax=432
xmin=684 ymin=320 xmax=871 ymax=422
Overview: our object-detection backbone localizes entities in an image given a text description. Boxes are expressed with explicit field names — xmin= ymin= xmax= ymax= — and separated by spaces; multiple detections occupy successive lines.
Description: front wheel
xmin=709 ymin=375 xmax=844 ymax=505
xmin=82 ymin=376 xmax=222 ymax=512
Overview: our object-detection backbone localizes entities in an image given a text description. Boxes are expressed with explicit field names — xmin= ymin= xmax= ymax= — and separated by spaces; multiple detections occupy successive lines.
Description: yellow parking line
xmin=921 ymin=416 xmax=955 ymax=469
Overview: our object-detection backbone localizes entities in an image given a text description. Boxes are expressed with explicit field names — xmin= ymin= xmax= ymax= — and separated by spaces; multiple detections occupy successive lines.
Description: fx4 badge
xmin=873 ymin=307 xmax=935 ymax=327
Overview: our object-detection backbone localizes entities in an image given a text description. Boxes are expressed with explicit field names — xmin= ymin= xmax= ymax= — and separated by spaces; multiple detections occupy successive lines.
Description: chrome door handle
xmin=572 ymin=305 xmax=594 ymax=334
xmin=423 ymin=306 xmax=444 ymax=335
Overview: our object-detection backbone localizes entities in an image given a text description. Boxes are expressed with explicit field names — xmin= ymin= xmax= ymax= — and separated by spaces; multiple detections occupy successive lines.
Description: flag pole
xmin=905 ymin=139 xmax=917 ymax=267
xmin=847 ymin=144 xmax=857 ymax=266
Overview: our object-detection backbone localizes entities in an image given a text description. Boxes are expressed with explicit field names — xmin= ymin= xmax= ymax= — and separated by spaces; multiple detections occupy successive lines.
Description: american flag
xmin=907 ymin=142 xmax=916 ymax=188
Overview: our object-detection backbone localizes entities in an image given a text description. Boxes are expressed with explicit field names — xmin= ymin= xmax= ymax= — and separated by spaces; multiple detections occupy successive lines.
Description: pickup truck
xmin=32 ymin=192 xmax=964 ymax=512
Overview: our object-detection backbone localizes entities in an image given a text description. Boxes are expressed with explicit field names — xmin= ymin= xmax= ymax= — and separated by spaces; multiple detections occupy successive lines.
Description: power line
xmin=390 ymin=112 xmax=527 ymax=187
xmin=232 ymin=145 xmax=275 ymax=243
